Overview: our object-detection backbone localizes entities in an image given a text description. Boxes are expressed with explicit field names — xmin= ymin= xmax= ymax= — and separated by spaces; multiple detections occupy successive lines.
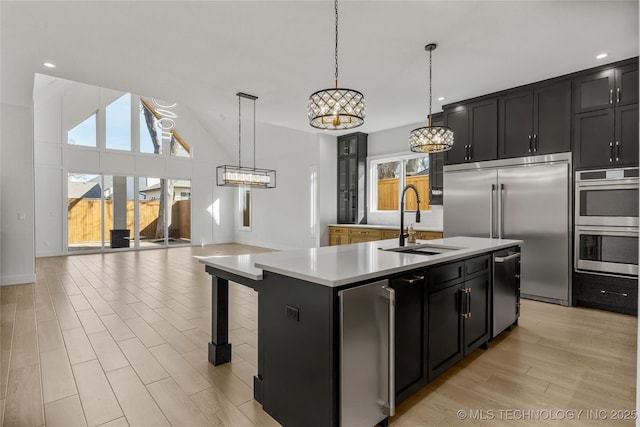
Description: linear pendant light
xmin=307 ymin=0 xmax=366 ymax=130
xmin=217 ymin=93 xmax=276 ymax=188
xmin=409 ymin=43 xmax=454 ymax=153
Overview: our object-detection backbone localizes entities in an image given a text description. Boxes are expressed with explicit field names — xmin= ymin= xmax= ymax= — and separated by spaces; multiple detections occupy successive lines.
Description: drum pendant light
xmin=307 ymin=0 xmax=366 ymax=130
xmin=409 ymin=43 xmax=454 ymax=153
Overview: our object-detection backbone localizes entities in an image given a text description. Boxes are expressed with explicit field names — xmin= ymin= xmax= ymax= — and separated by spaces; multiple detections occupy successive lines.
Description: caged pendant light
xmin=409 ymin=43 xmax=454 ymax=153
xmin=307 ymin=0 xmax=366 ymax=130
xmin=217 ymin=93 xmax=276 ymax=188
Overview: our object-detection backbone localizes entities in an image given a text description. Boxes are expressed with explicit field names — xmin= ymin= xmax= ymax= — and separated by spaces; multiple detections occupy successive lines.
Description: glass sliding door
xmin=67 ymin=173 xmax=103 ymax=252
xmin=168 ymin=179 xmax=191 ymax=246
xmin=103 ymin=175 xmax=135 ymax=250
xmin=139 ymin=177 xmax=165 ymax=247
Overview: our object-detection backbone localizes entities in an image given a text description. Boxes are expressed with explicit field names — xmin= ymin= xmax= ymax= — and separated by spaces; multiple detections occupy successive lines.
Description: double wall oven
xmin=575 ymin=167 xmax=638 ymax=277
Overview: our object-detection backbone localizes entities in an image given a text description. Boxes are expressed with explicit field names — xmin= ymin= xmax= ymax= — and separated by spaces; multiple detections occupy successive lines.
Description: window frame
xmin=369 ymin=151 xmax=431 ymax=213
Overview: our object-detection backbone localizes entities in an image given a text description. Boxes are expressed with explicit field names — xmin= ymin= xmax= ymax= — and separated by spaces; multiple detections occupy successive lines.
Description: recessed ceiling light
xmin=437 ymin=97 xmax=445 ymax=101
xmin=43 ymin=62 xmax=56 ymax=68
xmin=596 ymin=53 xmax=608 ymax=60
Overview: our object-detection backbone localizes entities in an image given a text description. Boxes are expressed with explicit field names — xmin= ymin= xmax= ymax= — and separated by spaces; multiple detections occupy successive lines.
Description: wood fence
xmin=377 ymin=175 xmax=429 ymax=211
xmin=68 ymin=199 xmax=190 ymax=243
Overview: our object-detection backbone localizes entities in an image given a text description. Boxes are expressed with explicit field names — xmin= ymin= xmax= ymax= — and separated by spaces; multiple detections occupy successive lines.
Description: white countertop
xmin=328 ymin=223 xmax=443 ymax=232
xmin=199 ymin=236 xmax=521 ymax=288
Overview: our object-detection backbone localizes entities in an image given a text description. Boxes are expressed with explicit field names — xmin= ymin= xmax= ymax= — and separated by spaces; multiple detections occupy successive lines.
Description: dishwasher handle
xmin=381 ymin=286 xmax=396 ymax=417
xmin=494 ymin=252 xmax=521 ymax=263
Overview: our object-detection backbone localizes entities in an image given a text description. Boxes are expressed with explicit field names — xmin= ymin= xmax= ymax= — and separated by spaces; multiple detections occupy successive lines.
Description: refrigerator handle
xmin=381 ymin=286 xmax=396 ymax=417
xmin=498 ymin=183 xmax=504 ymax=239
xmin=489 ymin=184 xmax=496 ymax=238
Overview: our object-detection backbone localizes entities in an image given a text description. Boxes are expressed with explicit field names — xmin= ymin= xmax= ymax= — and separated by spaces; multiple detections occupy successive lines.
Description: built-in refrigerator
xmin=443 ymin=153 xmax=571 ymax=305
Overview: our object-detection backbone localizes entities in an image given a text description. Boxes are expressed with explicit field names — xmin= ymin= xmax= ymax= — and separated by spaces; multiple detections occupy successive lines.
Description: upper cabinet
xmin=498 ymin=80 xmax=571 ymax=158
xmin=573 ymin=61 xmax=638 ymax=169
xmin=443 ymin=99 xmax=497 ymax=165
xmin=573 ymin=64 xmax=638 ymax=114
xmin=337 ymin=132 xmax=367 ymax=224
xmin=429 ymin=113 xmax=444 ymax=205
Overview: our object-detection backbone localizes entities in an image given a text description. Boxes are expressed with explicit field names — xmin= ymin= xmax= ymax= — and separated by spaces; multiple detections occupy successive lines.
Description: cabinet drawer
xmin=429 ymin=262 xmax=464 ymax=292
xmin=329 ymin=227 xmax=349 ymax=235
xmin=574 ymin=273 xmax=637 ymax=315
xmin=416 ymin=231 xmax=443 ymax=240
xmin=381 ymin=229 xmax=400 ymax=239
xmin=349 ymin=229 xmax=382 ymax=238
xmin=350 ymin=236 xmax=377 ymax=244
xmin=465 ymin=255 xmax=490 ymax=278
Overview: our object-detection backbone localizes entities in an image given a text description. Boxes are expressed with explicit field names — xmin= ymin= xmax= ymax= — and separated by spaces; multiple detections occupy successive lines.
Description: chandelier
xmin=217 ymin=93 xmax=276 ymax=188
xmin=409 ymin=43 xmax=454 ymax=153
xmin=307 ymin=0 xmax=365 ymax=130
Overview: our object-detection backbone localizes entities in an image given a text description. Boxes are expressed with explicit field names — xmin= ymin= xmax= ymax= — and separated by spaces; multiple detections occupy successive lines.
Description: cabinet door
xmin=498 ymin=91 xmax=533 ymax=159
xmin=615 ymin=64 xmax=639 ymax=107
xmin=615 ymin=103 xmax=639 ymax=167
xmin=443 ymin=107 xmax=469 ymax=165
xmin=427 ymin=284 xmax=463 ymax=380
xmin=337 ymin=135 xmax=358 ymax=157
xmin=573 ymin=69 xmax=615 ymax=114
xmin=469 ymin=99 xmax=498 ymax=162
xmin=390 ymin=275 xmax=426 ymax=397
xmin=337 ymin=158 xmax=350 ymax=223
xmin=574 ymin=109 xmax=615 ymax=169
xmin=428 ymin=152 xmax=444 ymax=205
xmin=534 ymin=80 xmax=571 ymax=155
xmin=463 ymin=274 xmax=490 ymax=354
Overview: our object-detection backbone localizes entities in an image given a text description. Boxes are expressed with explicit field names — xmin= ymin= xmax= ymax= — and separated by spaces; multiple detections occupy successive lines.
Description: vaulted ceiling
xmin=2 ymin=1 xmax=638 ymax=136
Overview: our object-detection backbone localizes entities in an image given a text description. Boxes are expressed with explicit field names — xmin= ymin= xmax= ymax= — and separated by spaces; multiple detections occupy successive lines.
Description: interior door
xmin=443 ymin=169 xmax=497 ymax=238
xmin=498 ymin=163 xmax=570 ymax=303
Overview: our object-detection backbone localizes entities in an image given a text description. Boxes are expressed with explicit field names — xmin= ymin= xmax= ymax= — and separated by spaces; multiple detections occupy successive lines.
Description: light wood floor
xmin=0 ymin=244 xmax=636 ymax=426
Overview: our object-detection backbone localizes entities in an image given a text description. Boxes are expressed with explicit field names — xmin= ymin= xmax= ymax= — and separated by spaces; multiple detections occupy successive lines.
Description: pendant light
xmin=409 ymin=43 xmax=454 ymax=153
xmin=307 ymin=0 xmax=366 ymax=130
xmin=217 ymin=93 xmax=276 ymax=188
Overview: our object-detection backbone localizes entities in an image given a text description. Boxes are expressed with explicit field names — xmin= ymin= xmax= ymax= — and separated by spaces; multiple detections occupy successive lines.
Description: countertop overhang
xmin=199 ymin=236 xmax=522 ymax=288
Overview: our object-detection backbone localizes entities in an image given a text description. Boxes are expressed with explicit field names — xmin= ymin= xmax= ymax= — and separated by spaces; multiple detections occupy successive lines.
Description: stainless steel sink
xmin=380 ymin=243 xmax=464 ymax=255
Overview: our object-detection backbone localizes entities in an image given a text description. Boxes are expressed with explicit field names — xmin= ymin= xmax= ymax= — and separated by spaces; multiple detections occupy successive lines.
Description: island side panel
xmin=260 ymin=271 xmax=338 ymax=427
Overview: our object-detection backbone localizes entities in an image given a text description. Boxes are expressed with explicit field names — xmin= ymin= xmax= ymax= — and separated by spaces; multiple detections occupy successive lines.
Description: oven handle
xmin=575 ymin=226 xmax=640 ymax=236
xmin=576 ymin=182 xmax=639 ymax=190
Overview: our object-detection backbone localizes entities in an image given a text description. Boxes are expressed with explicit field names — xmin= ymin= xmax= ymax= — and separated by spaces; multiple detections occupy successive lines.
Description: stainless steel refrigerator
xmin=443 ymin=153 xmax=571 ymax=305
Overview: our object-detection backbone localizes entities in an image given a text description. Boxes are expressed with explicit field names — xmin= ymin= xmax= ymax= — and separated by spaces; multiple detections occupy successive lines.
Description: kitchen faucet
xmin=399 ymin=184 xmax=421 ymax=247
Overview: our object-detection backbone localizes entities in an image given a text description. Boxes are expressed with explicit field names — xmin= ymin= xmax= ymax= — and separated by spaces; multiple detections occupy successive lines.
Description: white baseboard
xmin=1 ymin=273 xmax=36 ymax=286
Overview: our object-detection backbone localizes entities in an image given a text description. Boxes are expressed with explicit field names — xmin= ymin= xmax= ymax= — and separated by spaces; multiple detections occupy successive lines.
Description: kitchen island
xmin=200 ymin=236 xmax=521 ymax=427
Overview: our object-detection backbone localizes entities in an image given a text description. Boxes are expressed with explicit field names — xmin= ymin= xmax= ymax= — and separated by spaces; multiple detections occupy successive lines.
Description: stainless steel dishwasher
xmin=492 ymin=249 xmax=521 ymax=337
xmin=339 ymin=279 xmax=395 ymax=427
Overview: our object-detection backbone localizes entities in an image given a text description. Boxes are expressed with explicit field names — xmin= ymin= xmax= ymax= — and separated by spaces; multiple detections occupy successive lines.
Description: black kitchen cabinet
xmin=574 ymin=272 xmax=637 ymax=315
xmin=337 ymin=132 xmax=367 ymax=223
xmin=427 ymin=255 xmax=491 ymax=380
xmin=444 ymin=99 xmax=497 ymax=165
xmin=498 ymin=80 xmax=571 ymax=158
xmin=390 ymin=273 xmax=427 ymax=403
xmin=574 ymin=103 xmax=638 ymax=168
xmin=574 ymin=63 xmax=638 ymax=113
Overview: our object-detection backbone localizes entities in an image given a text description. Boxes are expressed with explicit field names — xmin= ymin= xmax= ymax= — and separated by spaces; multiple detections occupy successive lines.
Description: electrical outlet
xmin=285 ymin=305 xmax=299 ymax=322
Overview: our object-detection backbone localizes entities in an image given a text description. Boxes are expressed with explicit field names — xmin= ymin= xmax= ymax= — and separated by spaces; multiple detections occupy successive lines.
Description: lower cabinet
xmin=390 ymin=273 xmax=427 ymax=403
xmin=573 ymin=272 xmax=637 ymax=315
xmin=427 ymin=255 xmax=491 ymax=381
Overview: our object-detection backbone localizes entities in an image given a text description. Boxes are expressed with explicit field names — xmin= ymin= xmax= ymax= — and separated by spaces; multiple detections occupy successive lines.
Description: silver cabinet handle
xmin=601 ymin=290 xmax=628 ymax=297
xmin=399 ymin=275 xmax=425 ymax=284
xmin=617 ymin=87 xmax=621 ymax=104
xmin=533 ymin=134 xmax=538 ymax=152
xmin=382 ymin=286 xmax=396 ymax=417
xmin=495 ymin=252 xmax=521 ymax=263
xmin=610 ymin=89 xmax=613 ymax=104
xmin=609 ymin=142 xmax=614 ymax=163
xmin=615 ymin=141 xmax=620 ymax=162
xmin=528 ymin=135 xmax=532 ymax=153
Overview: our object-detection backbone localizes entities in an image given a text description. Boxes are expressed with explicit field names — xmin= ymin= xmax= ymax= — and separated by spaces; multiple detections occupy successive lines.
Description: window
xmin=239 ymin=188 xmax=251 ymax=229
xmin=106 ymin=94 xmax=131 ymax=151
xmin=68 ymin=114 xmax=97 ymax=147
xmin=371 ymin=154 xmax=431 ymax=212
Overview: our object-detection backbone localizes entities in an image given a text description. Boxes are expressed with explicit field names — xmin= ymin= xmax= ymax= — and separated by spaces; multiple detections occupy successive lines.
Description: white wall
xmin=367 ymin=121 xmax=444 ymax=230
xmin=33 ymin=77 xmax=236 ymax=257
xmin=233 ymin=122 xmax=333 ymax=250
xmin=1 ymin=103 xmax=36 ymax=285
